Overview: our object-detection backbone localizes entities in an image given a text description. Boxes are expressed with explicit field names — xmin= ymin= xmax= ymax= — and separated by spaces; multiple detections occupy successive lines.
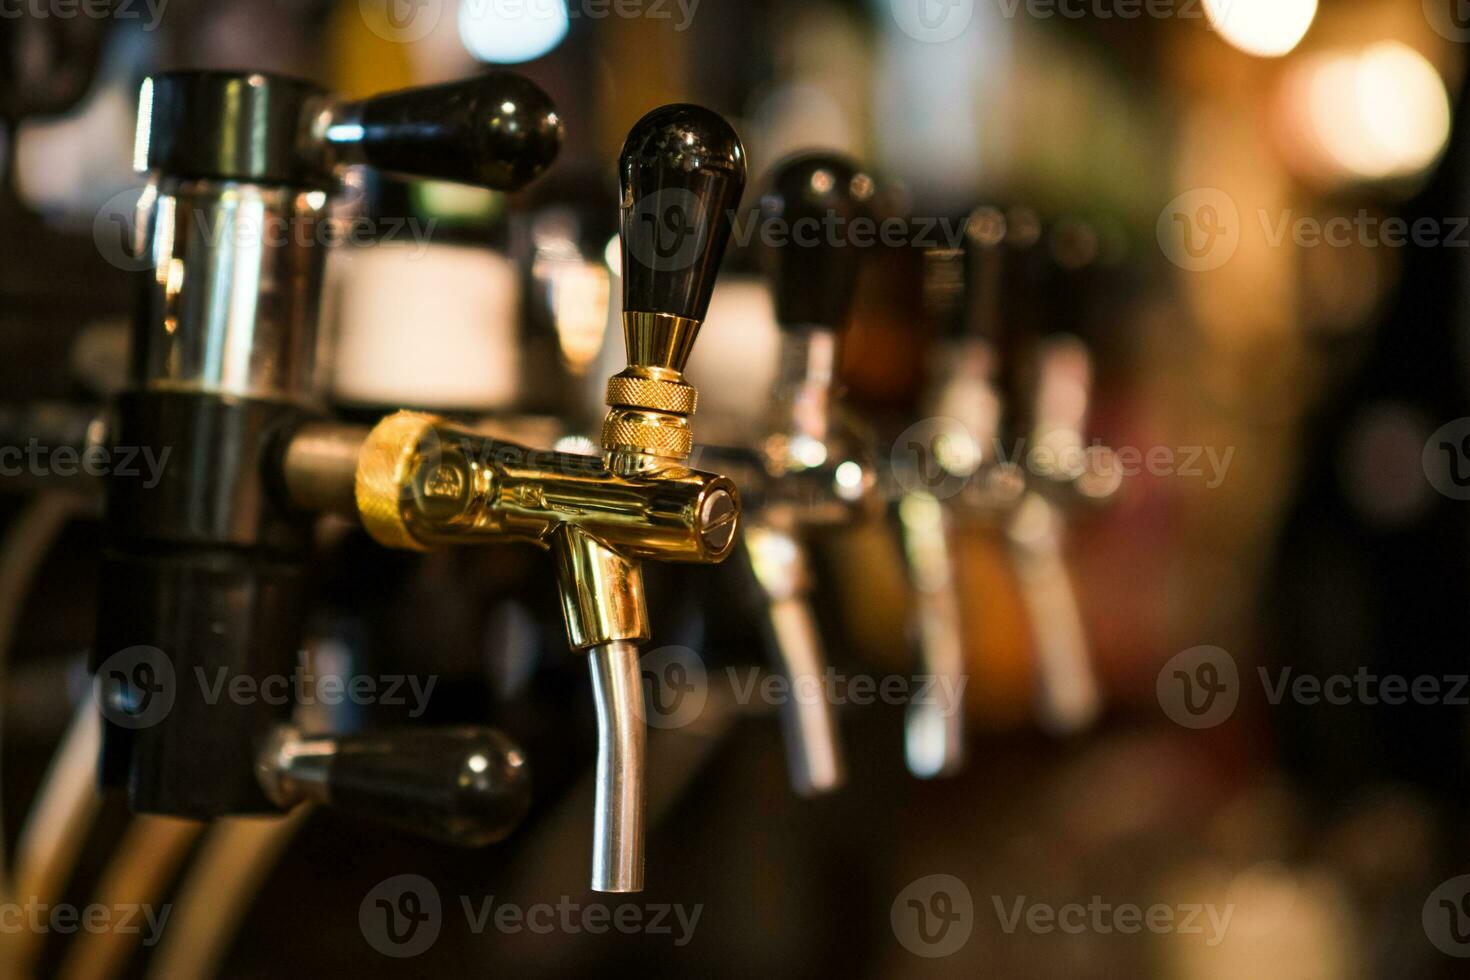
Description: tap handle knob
xmin=322 ymin=71 xmax=563 ymax=190
xmin=618 ymin=103 xmax=746 ymax=345
xmin=760 ymin=152 xmax=875 ymax=334
xmin=261 ymin=726 xmax=531 ymax=847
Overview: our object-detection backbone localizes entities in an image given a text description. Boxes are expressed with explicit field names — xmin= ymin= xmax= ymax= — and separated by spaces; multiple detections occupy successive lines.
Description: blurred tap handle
xmin=759 ymin=152 xmax=876 ymax=334
xmin=260 ymin=725 xmax=532 ymax=848
xmin=0 ymin=10 xmax=108 ymax=122
xmin=319 ymin=71 xmax=563 ymax=190
xmin=137 ymin=70 xmax=561 ymax=191
xmin=618 ymin=103 xmax=746 ymax=332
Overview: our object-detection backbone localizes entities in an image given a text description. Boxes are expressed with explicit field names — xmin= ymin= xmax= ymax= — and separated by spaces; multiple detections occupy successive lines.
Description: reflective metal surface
xmin=898 ymin=492 xmax=968 ymax=779
xmin=589 ymin=640 xmax=645 ymax=893
xmin=133 ymin=176 xmax=328 ymax=400
xmin=340 ymin=412 xmax=739 ymax=567
xmin=744 ymin=522 xmax=846 ymax=796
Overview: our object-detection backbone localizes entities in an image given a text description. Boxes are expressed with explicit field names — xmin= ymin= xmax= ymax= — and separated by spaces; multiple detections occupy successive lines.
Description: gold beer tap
xmin=282 ymin=104 xmax=748 ymax=892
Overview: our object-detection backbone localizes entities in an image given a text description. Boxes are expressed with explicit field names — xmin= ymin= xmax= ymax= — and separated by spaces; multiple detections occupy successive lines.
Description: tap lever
xmin=137 ymin=70 xmax=561 ymax=191
xmin=618 ymin=103 xmax=746 ymax=331
xmin=761 ymin=152 xmax=874 ymax=334
xmin=259 ymin=725 xmax=532 ymax=847
xmin=320 ymin=72 xmax=563 ymax=190
xmin=606 ymin=104 xmax=746 ymax=465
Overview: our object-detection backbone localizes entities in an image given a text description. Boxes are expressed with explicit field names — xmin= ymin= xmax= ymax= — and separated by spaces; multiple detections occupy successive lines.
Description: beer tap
xmin=279 ymin=104 xmax=748 ymax=891
xmin=902 ymin=207 xmax=1113 ymax=775
xmin=97 ymin=70 xmax=561 ymax=845
xmin=1003 ymin=217 xmax=1118 ymax=733
xmin=704 ymin=152 xmax=878 ymax=796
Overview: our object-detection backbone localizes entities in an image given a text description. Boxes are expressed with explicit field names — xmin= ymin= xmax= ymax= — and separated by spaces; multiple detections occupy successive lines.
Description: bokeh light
xmin=458 ymin=0 xmax=569 ymax=64
xmin=1204 ymin=0 xmax=1317 ymax=58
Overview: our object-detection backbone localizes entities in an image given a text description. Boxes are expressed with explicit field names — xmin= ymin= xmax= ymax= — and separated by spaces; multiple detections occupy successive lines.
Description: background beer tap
xmin=1003 ymin=215 xmax=1120 ymax=735
xmin=903 ymin=206 xmax=1116 ymax=774
xmin=98 ymin=69 xmax=561 ymax=843
xmin=707 ymin=151 xmax=879 ymax=797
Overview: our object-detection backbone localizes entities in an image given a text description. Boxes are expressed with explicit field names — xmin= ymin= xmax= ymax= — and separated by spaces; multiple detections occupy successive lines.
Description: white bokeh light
xmin=1204 ymin=0 xmax=1317 ymax=58
xmin=458 ymin=0 xmax=569 ymax=64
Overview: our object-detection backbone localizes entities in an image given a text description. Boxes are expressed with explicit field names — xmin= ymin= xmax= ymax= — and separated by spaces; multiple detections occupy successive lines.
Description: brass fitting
xmin=290 ymin=412 xmax=739 ymax=649
xmin=600 ymin=311 xmax=703 ymax=463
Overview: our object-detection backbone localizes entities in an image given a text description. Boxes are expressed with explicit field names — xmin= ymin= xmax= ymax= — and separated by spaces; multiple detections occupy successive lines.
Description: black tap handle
xmin=979 ymin=206 xmax=1046 ymax=442
xmin=265 ymin=726 xmax=531 ymax=847
xmin=925 ymin=204 xmax=1046 ymax=343
xmin=137 ymin=70 xmax=561 ymax=191
xmin=619 ymin=103 xmax=746 ymax=321
xmin=324 ymin=72 xmax=563 ymax=190
xmin=760 ymin=152 xmax=874 ymax=333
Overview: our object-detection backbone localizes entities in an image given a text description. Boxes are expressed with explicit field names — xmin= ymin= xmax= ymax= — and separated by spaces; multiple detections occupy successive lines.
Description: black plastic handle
xmin=326 ymin=72 xmax=563 ymax=190
xmin=619 ymin=103 xmax=746 ymax=321
xmin=268 ymin=726 xmax=531 ymax=847
xmin=137 ymin=70 xmax=561 ymax=191
xmin=760 ymin=152 xmax=874 ymax=333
